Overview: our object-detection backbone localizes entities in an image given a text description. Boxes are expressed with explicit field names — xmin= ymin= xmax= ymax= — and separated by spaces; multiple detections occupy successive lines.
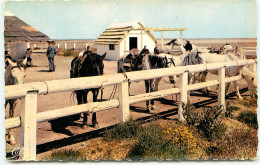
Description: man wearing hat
xmin=46 ymin=40 xmax=57 ymax=72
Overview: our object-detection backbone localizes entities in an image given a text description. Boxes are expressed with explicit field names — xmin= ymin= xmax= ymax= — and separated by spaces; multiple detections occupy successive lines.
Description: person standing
xmin=46 ymin=40 xmax=57 ymax=72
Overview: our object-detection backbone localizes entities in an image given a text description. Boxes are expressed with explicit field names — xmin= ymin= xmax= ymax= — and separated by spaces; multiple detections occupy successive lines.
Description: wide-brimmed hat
xmin=47 ymin=40 xmax=55 ymax=43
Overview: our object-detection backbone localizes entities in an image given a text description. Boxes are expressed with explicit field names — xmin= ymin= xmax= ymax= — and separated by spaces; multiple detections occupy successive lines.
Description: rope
xmin=42 ymin=81 xmax=49 ymax=95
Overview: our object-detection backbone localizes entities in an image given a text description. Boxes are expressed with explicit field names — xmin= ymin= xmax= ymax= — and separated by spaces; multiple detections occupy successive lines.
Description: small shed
xmin=95 ymin=21 xmax=157 ymax=60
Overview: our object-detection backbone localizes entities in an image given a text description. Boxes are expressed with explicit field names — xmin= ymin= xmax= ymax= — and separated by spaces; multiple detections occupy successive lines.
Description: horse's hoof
xmin=151 ymin=105 xmax=156 ymax=111
xmin=146 ymin=108 xmax=150 ymax=113
xmin=92 ymin=123 xmax=99 ymax=128
xmin=82 ymin=125 xmax=87 ymax=129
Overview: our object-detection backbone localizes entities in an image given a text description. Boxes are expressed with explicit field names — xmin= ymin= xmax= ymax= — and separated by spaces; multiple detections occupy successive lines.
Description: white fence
xmin=5 ymin=59 xmax=257 ymax=160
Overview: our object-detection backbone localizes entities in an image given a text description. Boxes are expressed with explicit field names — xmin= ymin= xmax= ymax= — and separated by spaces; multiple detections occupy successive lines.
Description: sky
xmin=3 ymin=0 xmax=257 ymax=40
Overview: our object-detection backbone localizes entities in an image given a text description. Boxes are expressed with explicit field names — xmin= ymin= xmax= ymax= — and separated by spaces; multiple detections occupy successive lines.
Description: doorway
xmin=129 ymin=37 xmax=137 ymax=50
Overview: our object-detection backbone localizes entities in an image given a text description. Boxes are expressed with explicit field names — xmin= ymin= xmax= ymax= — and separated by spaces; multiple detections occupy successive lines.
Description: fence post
xmin=178 ymin=71 xmax=188 ymax=122
xmin=218 ymin=67 xmax=226 ymax=110
xmin=73 ymin=43 xmax=76 ymax=50
xmin=118 ymin=80 xmax=130 ymax=122
xmin=19 ymin=90 xmax=38 ymax=161
xmin=65 ymin=43 xmax=67 ymax=50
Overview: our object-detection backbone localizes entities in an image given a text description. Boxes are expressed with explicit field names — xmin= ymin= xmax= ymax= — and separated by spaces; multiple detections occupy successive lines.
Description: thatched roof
xmin=95 ymin=21 xmax=156 ymax=45
xmin=4 ymin=16 xmax=50 ymax=42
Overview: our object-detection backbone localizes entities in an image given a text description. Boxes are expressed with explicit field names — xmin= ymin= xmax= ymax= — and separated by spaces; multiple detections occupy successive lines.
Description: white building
xmin=95 ymin=21 xmax=157 ymax=60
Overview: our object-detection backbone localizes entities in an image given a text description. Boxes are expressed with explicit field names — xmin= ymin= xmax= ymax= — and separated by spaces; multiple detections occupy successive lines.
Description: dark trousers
xmin=48 ymin=58 xmax=55 ymax=71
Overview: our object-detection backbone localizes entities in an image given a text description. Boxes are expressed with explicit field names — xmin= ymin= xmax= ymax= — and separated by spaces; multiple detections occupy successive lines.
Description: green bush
xmin=238 ymin=111 xmax=258 ymax=129
xmin=104 ymin=120 xmax=141 ymax=141
xmin=239 ymin=97 xmax=257 ymax=107
xmin=104 ymin=119 xmax=185 ymax=160
xmin=183 ymin=103 xmax=227 ymax=141
xmin=207 ymin=127 xmax=258 ymax=159
xmin=128 ymin=123 xmax=185 ymax=160
xmin=48 ymin=149 xmax=85 ymax=161
xmin=225 ymin=102 xmax=239 ymax=119
xmin=63 ymin=49 xmax=79 ymax=57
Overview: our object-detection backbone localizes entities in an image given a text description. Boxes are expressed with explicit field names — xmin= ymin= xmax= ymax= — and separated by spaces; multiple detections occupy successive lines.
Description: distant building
xmin=4 ymin=11 xmax=50 ymax=60
xmin=95 ymin=21 xmax=156 ymax=60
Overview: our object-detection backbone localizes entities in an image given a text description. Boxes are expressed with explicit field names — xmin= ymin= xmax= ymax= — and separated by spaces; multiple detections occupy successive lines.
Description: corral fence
xmin=5 ymin=59 xmax=257 ymax=160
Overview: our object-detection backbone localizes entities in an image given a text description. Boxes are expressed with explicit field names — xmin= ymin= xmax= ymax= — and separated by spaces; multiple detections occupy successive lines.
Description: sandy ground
xmin=5 ymin=39 xmax=256 ymax=160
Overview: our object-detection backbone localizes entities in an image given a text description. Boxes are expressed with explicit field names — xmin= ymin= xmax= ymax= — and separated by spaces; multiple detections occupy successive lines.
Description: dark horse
xmin=70 ymin=49 xmax=106 ymax=129
xmin=132 ymin=46 xmax=173 ymax=112
xmin=49 ymin=49 xmax=106 ymax=133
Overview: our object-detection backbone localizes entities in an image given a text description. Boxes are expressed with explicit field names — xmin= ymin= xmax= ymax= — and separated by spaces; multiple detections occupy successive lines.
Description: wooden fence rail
xmin=5 ymin=59 xmax=257 ymax=160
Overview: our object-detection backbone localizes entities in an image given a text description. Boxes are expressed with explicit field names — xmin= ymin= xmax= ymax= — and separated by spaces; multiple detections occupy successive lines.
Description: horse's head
xmin=5 ymin=58 xmax=27 ymax=85
xmin=220 ymin=43 xmax=233 ymax=54
xmin=81 ymin=52 xmax=106 ymax=76
xmin=231 ymin=46 xmax=246 ymax=60
xmin=241 ymin=66 xmax=257 ymax=97
xmin=131 ymin=46 xmax=150 ymax=70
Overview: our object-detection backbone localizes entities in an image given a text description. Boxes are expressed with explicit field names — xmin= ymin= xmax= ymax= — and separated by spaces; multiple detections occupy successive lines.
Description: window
xmin=109 ymin=44 xmax=115 ymax=50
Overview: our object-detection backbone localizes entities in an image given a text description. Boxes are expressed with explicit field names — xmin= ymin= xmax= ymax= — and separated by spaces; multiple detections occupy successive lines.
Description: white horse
xmin=154 ymin=39 xmax=178 ymax=55
xmin=199 ymin=51 xmax=257 ymax=99
xmin=5 ymin=58 xmax=27 ymax=145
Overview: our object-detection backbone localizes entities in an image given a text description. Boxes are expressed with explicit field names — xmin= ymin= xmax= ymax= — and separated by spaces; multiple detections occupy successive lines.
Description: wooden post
xmin=178 ymin=71 xmax=188 ymax=121
xmin=65 ymin=43 xmax=67 ymax=50
xmin=249 ymin=62 xmax=257 ymax=74
xmin=141 ymin=30 xmax=143 ymax=49
xmin=118 ymin=80 xmax=130 ymax=122
xmin=161 ymin=31 xmax=164 ymax=50
xmin=180 ymin=31 xmax=183 ymax=39
xmin=218 ymin=67 xmax=226 ymax=110
xmin=19 ymin=90 xmax=38 ymax=161
xmin=57 ymin=44 xmax=60 ymax=49
xmin=73 ymin=43 xmax=76 ymax=50
xmin=27 ymin=42 xmax=30 ymax=49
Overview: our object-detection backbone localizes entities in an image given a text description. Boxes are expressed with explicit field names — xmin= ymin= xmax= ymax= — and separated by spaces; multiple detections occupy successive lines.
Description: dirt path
xmin=5 ymin=48 xmax=252 ymax=159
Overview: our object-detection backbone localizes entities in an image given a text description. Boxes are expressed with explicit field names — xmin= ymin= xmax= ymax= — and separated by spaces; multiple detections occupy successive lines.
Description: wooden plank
xmin=37 ymin=100 xmax=119 ymax=123
xmin=218 ymin=67 xmax=226 ymax=110
xmin=5 ymin=117 xmax=21 ymax=129
xmin=95 ymin=39 xmax=121 ymax=42
xmin=132 ymin=28 xmax=188 ymax=31
xmin=187 ymin=80 xmax=219 ymax=91
xmin=98 ymin=35 xmax=124 ymax=39
xmin=5 ymin=60 xmax=257 ymax=100
xmin=225 ymin=75 xmax=241 ymax=83
xmin=118 ymin=81 xmax=130 ymax=122
xmin=102 ymin=32 xmax=125 ymax=35
xmin=6 ymin=74 xmax=125 ymax=100
xmin=129 ymin=88 xmax=180 ymax=104
xmin=94 ymin=42 xmax=120 ymax=45
xmin=178 ymin=71 xmax=188 ymax=122
xmin=19 ymin=91 xmax=38 ymax=161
